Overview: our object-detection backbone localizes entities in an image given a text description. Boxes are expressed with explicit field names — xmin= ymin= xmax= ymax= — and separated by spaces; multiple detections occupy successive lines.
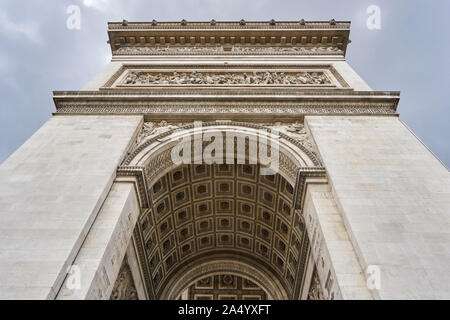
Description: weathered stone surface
xmin=1 ymin=20 xmax=447 ymax=300
xmin=0 ymin=115 xmax=142 ymax=299
xmin=306 ymin=116 xmax=450 ymax=299
xmin=56 ymin=182 xmax=140 ymax=300
xmin=303 ymin=183 xmax=372 ymax=300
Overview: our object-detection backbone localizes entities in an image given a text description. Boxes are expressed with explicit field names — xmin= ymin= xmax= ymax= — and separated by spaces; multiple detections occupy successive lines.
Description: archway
xmin=117 ymin=122 xmax=324 ymax=299
xmin=164 ymin=253 xmax=288 ymax=300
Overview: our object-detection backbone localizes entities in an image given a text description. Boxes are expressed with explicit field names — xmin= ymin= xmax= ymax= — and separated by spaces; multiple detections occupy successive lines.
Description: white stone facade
xmin=306 ymin=116 xmax=450 ymax=299
xmin=0 ymin=20 xmax=448 ymax=300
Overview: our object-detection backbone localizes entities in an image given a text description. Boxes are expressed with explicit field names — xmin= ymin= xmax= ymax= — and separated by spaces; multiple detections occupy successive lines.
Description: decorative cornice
xmin=53 ymin=102 xmax=398 ymax=118
xmin=53 ymin=89 xmax=399 ymax=98
xmin=53 ymin=90 xmax=400 ymax=118
xmin=116 ymin=166 xmax=151 ymax=209
xmin=293 ymin=167 xmax=328 ymax=210
xmin=107 ymin=20 xmax=350 ymax=56
xmin=109 ymin=20 xmax=351 ymax=30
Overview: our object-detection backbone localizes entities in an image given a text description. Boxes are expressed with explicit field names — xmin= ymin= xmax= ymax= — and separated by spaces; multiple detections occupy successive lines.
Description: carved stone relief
xmin=114 ymin=46 xmax=344 ymax=56
xmin=268 ymin=121 xmax=318 ymax=158
xmin=116 ymin=46 xmax=223 ymax=55
xmin=136 ymin=121 xmax=313 ymax=147
xmin=136 ymin=121 xmax=180 ymax=145
xmin=110 ymin=258 xmax=138 ymax=300
xmin=122 ymin=71 xmax=331 ymax=86
xmin=132 ymin=121 xmax=319 ymax=172
xmin=307 ymin=268 xmax=324 ymax=300
xmin=232 ymin=46 xmax=343 ymax=54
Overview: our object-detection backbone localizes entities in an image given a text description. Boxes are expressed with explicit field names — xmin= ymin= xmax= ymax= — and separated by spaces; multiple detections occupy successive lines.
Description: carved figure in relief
xmin=268 ymin=121 xmax=318 ymax=157
xmin=307 ymin=270 xmax=324 ymax=300
xmin=136 ymin=121 xmax=181 ymax=146
xmin=125 ymin=72 xmax=138 ymax=84
xmin=110 ymin=261 xmax=138 ymax=300
xmin=115 ymin=45 xmax=344 ymax=56
xmin=122 ymin=70 xmax=331 ymax=86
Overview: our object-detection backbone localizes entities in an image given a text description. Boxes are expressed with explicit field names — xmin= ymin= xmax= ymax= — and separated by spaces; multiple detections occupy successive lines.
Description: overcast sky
xmin=0 ymin=0 xmax=448 ymax=167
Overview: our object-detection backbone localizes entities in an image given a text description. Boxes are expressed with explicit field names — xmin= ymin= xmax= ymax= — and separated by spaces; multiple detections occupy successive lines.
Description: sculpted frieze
xmin=232 ymin=46 xmax=343 ymax=54
xmin=116 ymin=46 xmax=223 ymax=54
xmin=122 ymin=71 xmax=331 ymax=86
xmin=114 ymin=45 xmax=344 ymax=55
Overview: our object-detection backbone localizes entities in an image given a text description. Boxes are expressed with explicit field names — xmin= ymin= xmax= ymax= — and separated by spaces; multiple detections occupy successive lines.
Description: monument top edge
xmin=52 ymin=90 xmax=400 ymax=98
xmin=107 ymin=20 xmax=351 ymax=56
xmin=108 ymin=20 xmax=351 ymax=30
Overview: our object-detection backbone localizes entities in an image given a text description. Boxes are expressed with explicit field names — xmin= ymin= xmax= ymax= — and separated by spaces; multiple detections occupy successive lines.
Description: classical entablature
xmin=53 ymin=20 xmax=399 ymax=120
xmin=107 ymin=20 xmax=351 ymax=56
xmin=52 ymin=90 xmax=399 ymax=120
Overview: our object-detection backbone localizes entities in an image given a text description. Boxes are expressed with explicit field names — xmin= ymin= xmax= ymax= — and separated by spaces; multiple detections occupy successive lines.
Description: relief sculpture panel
xmin=121 ymin=71 xmax=332 ymax=86
xmin=114 ymin=46 xmax=344 ymax=56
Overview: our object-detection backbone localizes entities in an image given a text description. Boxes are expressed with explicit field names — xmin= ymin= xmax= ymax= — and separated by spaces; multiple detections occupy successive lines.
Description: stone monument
xmin=0 ymin=20 xmax=449 ymax=300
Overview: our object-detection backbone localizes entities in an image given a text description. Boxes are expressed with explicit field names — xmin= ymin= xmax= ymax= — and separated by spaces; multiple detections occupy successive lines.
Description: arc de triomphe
xmin=0 ymin=20 xmax=449 ymax=300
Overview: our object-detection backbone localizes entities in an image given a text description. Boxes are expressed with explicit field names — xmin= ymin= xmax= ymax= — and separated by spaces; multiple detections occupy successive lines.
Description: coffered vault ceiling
xmin=184 ymin=274 xmax=268 ymax=300
xmin=133 ymin=164 xmax=310 ymax=299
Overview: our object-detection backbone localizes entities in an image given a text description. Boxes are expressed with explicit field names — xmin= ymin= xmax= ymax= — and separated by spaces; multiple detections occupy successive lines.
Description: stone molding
xmin=55 ymin=89 xmax=398 ymax=97
xmin=293 ymin=167 xmax=328 ymax=210
xmin=53 ymin=88 xmax=400 ymax=118
xmin=54 ymin=102 xmax=397 ymax=117
xmin=116 ymin=167 xmax=151 ymax=209
xmin=53 ymin=88 xmax=399 ymax=117
xmin=131 ymin=220 xmax=156 ymax=299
